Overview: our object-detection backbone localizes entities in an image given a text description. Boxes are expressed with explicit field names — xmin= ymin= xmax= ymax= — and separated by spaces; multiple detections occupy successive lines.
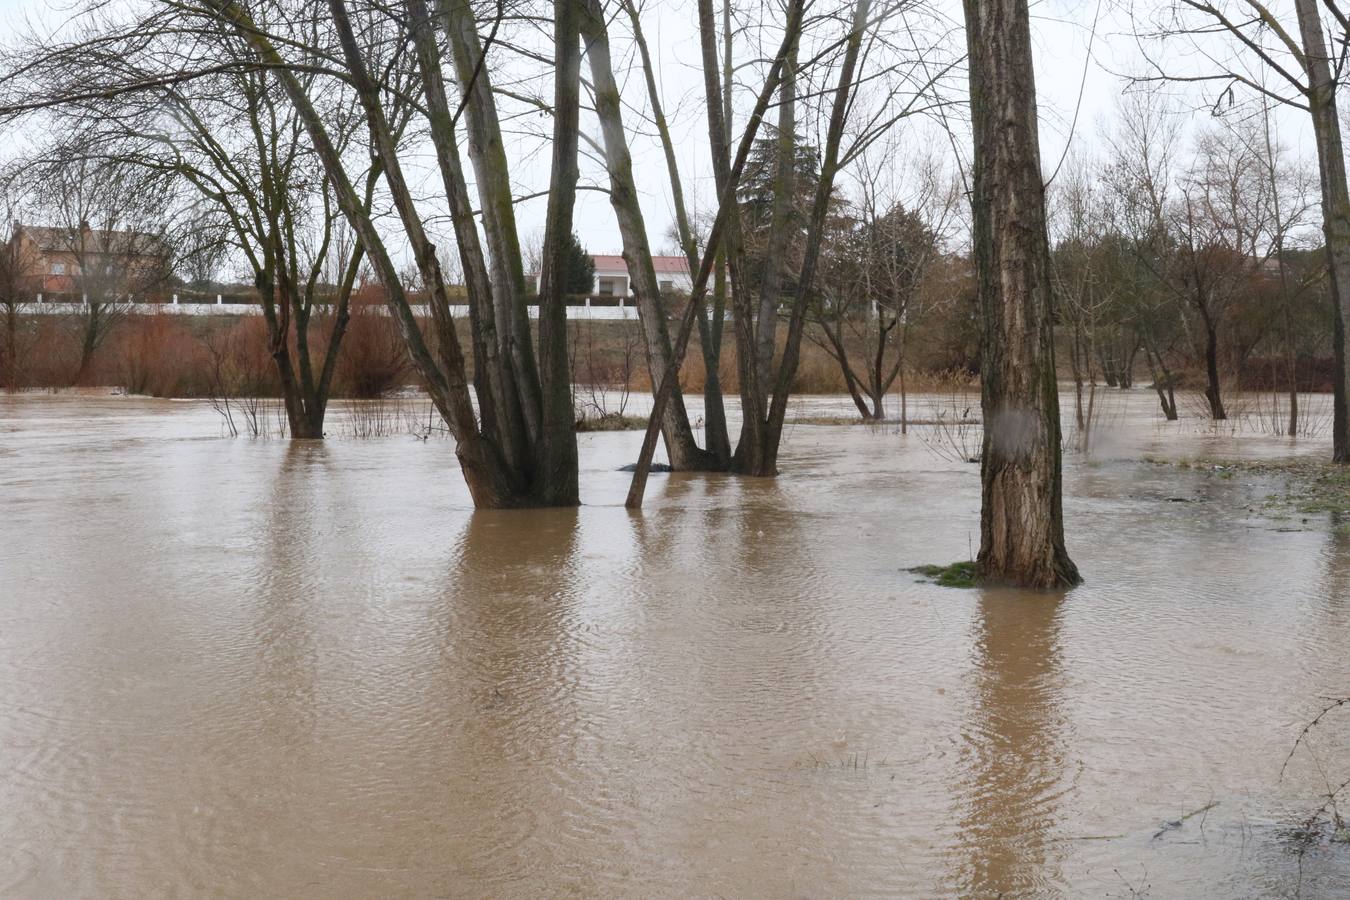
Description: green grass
xmin=908 ymin=560 xmax=981 ymax=588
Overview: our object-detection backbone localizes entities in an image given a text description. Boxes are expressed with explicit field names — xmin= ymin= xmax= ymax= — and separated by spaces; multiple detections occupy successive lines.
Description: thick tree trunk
xmin=1295 ymin=0 xmax=1350 ymax=461
xmin=442 ymin=0 xmax=544 ymax=449
xmin=964 ymin=0 xmax=1079 ymax=588
xmin=534 ymin=0 xmax=582 ymax=506
xmin=582 ymin=1 xmax=720 ymax=471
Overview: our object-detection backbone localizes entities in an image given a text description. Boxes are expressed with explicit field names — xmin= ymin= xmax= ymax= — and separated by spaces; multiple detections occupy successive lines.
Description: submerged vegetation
xmin=908 ymin=560 xmax=981 ymax=588
xmin=1144 ymin=455 xmax=1350 ymax=519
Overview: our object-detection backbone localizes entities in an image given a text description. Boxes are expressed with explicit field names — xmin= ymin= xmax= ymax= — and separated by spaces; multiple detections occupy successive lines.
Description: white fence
xmin=15 ymin=296 xmax=643 ymax=321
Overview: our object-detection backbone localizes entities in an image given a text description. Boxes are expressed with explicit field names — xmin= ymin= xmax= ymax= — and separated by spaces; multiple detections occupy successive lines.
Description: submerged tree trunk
xmin=1295 ymin=0 xmax=1350 ymax=462
xmin=695 ymin=0 xmax=767 ymax=475
xmin=963 ymin=0 xmax=1080 ymax=588
xmin=1201 ymin=316 xmax=1226 ymax=420
xmin=209 ymin=0 xmax=580 ymax=507
xmin=621 ymin=0 xmax=731 ymax=467
xmin=1144 ymin=341 xmax=1178 ymax=421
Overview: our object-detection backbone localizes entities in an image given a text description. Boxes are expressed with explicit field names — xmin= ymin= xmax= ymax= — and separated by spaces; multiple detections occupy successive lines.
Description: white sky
xmin=0 ymin=0 xmax=1323 ymax=268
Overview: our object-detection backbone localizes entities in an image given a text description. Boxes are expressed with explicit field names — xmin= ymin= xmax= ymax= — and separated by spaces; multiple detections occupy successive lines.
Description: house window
xmin=51 ymin=262 xmax=66 ymax=275
xmin=659 ymin=280 xmax=674 ymax=292
xmin=597 ymin=278 xmax=616 ymax=296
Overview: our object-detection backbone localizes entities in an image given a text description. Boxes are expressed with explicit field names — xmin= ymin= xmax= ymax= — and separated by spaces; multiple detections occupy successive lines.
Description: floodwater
xmin=1 ymin=389 xmax=1348 ymax=898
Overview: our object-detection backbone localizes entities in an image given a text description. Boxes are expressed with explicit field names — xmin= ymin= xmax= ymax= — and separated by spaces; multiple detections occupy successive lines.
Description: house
xmin=6 ymin=221 xmax=171 ymax=298
xmin=589 ymin=254 xmax=693 ymax=296
xmin=533 ymin=253 xmax=694 ymax=297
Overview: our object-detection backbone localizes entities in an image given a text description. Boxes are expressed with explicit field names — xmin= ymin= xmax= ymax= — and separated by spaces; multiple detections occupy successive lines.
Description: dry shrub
xmin=336 ymin=308 xmax=412 ymax=398
xmin=789 ymin=347 xmax=848 ymax=393
xmin=560 ymin=319 xmax=981 ymax=397
xmin=26 ymin=317 xmax=79 ymax=386
xmin=117 ymin=312 xmax=201 ymax=396
xmin=202 ymin=316 xmax=279 ymax=397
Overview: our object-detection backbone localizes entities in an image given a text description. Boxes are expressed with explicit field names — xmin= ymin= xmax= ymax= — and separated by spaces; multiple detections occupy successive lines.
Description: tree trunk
xmin=696 ymin=0 xmax=769 ymax=475
xmin=533 ymin=0 xmax=582 ymax=506
xmin=1203 ymin=318 xmax=1226 ymax=420
xmin=964 ymin=0 xmax=1080 ymax=588
xmin=1121 ymin=342 xmax=1138 ymax=389
xmin=704 ymin=256 xmax=733 ymax=462
xmin=621 ymin=0 xmax=731 ymax=467
xmin=899 ymin=352 xmax=908 ymax=435
xmin=761 ymin=0 xmax=872 ymax=474
xmin=4 ymin=304 xmax=16 ymax=391
xmin=582 ymin=1 xmax=720 ymax=471
xmin=442 ymin=0 xmax=545 ymax=450
xmin=1296 ymin=0 xmax=1350 ymax=461
xmin=625 ymin=0 xmax=803 ymax=507
xmin=1144 ymin=343 xmax=1178 ymax=421
xmin=72 ymin=304 xmax=102 ymax=386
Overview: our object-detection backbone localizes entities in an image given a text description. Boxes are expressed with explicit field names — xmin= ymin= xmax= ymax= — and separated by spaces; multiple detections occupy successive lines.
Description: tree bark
xmin=1202 ymin=314 xmax=1226 ymax=420
xmin=442 ymin=0 xmax=544 ymax=449
xmin=1295 ymin=0 xmax=1350 ymax=461
xmin=964 ymin=0 xmax=1080 ymax=588
xmin=533 ymin=0 xmax=582 ymax=506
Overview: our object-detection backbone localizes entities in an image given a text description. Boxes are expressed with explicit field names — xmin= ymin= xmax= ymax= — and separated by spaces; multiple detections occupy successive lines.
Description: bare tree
xmin=964 ymin=0 xmax=1079 ymax=588
xmin=1050 ymin=154 xmax=1119 ymax=439
xmin=810 ymin=156 xmax=958 ymax=422
xmin=1134 ymin=0 xmax=1350 ymax=458
xmin=25 ymin=157 xmax=174 ymax=385
xmin=6 ymin=3 xmax=385 ymax=435
xmin=1101 ymin=92 xmax=1188 ymax=420
xmin=624 ymin=0 xmax=955 ymax=482
xmin=0 ymin=179 xmax=37 ymax=391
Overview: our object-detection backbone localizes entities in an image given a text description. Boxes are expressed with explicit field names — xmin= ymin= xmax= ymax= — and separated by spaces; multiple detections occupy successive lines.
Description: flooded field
xmin=1 ymin=390 xmax=1348 ymax=898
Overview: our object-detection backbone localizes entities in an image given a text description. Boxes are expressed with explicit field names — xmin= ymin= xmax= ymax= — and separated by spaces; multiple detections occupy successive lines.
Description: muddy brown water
xmin=1 ymin=390 xmax=1348 ymax=898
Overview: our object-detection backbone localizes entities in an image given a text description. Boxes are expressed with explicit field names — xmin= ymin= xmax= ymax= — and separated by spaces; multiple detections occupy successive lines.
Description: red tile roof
xmin=590 ymin=254 xmax=690 ymax=274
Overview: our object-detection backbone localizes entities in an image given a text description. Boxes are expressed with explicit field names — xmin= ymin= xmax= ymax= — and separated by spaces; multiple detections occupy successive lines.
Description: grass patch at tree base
xmin=908 ymin=561 xmax=981 ymax=588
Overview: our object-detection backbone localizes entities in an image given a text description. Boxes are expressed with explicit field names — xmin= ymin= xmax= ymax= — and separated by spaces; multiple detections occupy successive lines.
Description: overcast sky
xmin=0 ymin=0 xmax=1322 ymax=267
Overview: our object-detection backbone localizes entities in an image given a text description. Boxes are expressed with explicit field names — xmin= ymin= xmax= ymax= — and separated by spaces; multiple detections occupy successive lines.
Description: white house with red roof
xmin=588 ymin=254 xmax=693 ymax=297
xmin=534 ymin=253 xmax=693 ymax=297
